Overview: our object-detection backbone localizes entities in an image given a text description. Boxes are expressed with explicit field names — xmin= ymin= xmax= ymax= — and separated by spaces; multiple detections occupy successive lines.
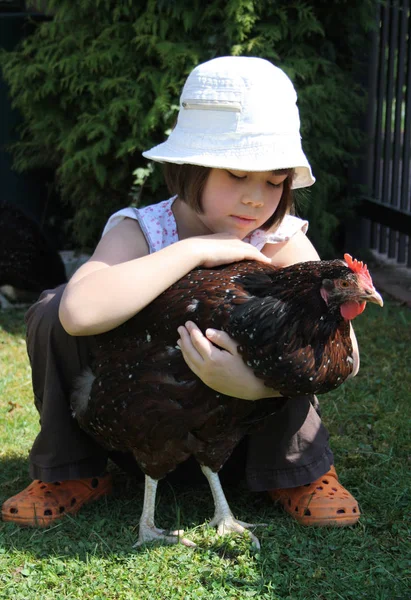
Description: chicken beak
xmin=366 ymin=288 xmax=384 ymax=307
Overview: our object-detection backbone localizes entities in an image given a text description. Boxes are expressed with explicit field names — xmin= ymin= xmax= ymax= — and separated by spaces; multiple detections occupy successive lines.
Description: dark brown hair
xmin=163 ymin=163 xmax=295 ymax=232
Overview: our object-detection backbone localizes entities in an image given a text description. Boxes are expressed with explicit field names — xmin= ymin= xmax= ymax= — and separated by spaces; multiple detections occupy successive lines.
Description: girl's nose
xmin=241 ymin=194 xmax=264 ymax=208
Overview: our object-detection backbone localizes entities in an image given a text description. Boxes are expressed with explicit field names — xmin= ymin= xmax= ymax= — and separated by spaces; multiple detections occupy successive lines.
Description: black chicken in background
xmin=0 ymin=202 xmax=67 ymax=306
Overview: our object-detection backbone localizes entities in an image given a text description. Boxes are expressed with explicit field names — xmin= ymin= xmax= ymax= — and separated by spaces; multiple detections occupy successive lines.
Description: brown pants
xmin=26 ymin=286 xmax=333 ymax=490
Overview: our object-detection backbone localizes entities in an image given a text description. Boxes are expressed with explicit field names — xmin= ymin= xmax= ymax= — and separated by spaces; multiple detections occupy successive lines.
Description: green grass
xmin=0 ymin=301 xmax=410 ymax=600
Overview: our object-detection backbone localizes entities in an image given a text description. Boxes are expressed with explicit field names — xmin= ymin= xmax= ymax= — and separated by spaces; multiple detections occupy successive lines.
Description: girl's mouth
xmin=231 ymin=215 xmax=257 ymax=226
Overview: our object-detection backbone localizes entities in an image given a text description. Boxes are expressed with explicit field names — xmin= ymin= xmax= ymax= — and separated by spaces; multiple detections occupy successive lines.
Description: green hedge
xmin=1 ymin=0 xmax=377 ymax=255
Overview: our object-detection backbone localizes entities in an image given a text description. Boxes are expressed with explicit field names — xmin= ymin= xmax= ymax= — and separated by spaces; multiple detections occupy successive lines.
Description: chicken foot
xmin=201 ymin=465 xmax=263 ymax=549
xmin=135 ymin=474 xmax=196 ymax=547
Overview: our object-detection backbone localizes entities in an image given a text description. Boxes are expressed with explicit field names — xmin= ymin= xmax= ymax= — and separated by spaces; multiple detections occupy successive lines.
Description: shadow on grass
xmin=0 ymin=307 xmax=28 ymax=336
xmin=0 ymin=446 xmax=272 ymax=560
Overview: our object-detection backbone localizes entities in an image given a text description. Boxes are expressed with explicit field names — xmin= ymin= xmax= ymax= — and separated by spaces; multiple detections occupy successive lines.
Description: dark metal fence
xmin=359 ymin=0 xmax=411 ymax=267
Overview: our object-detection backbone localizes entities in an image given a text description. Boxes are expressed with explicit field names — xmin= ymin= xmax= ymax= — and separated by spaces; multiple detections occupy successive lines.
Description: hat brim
xmin=143 ymin=141 xmax=315 ymax=189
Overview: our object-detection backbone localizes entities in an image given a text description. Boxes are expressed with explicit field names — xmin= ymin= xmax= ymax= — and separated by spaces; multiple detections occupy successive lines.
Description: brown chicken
xmin=72 ymin=254 xmax=383 ymax=548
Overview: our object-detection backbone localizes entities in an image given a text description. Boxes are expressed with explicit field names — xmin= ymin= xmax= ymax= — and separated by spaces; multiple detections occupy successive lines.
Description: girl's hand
xmin=190 ymin=234 xmax=271 ymax=268
xmin=176 ymin=321 xmax=281 ymax=400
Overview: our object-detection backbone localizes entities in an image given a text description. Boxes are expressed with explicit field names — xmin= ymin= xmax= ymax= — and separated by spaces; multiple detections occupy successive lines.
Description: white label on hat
xmin=181 ymin=99 xmax=242 ymax=112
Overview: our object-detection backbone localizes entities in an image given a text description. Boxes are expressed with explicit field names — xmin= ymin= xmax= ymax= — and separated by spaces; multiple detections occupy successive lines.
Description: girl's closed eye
xmin=227 ymin=170 xmax=247 ymax=180
xmin=268 ymin=180 xmax=284 ymax=188
xmin=227 ymin=170 xmax=286 ymax=189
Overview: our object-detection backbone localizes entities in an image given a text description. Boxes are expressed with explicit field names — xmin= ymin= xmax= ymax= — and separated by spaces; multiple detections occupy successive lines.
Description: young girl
xmin=2 ymin=56 xmax=360 ymax=528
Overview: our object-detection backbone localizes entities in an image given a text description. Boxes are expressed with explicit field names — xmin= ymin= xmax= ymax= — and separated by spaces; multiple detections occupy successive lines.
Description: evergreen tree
xmin=1 ymin=0 xmax=377 ymax=254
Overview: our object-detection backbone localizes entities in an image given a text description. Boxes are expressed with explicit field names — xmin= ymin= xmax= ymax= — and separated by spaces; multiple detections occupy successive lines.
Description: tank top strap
xmin=102 ymin=197 xmax=179 ymax=253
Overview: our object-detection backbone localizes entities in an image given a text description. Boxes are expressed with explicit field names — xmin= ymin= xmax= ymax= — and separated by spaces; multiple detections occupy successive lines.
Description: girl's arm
xmin=263 ymin=229 xmax=320 ymax=265
xmin=59 ymin=218 xmax=271 ymax=336
xmin=178 ymin=230 xmax=360 ymax=400
xmin=268 ymin=231 xmax=359 ymax=378
xmin=265 ymin=230 xmax=359 ymax=377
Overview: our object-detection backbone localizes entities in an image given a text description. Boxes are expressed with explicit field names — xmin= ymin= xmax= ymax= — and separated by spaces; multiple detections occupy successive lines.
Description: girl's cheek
xmin=272 ymin=189 xmax=282 ymax=207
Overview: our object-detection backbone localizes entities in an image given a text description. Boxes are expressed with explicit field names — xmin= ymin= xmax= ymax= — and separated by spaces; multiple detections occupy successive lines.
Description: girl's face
xmin=198 ymin=168 xmax=287 ymax=238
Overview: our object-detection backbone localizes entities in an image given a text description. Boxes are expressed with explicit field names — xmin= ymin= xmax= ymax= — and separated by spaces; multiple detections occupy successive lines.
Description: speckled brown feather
xmin=75 ymin=258 xmax=360 ymax=480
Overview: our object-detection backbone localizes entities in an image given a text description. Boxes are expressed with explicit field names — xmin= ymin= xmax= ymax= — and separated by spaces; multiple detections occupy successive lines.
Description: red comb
xmin=344 ymin=254 xmax=373 ymax=286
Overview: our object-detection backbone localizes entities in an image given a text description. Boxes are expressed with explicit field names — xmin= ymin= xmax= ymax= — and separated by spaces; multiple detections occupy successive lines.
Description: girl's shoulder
xmin=246 ymin=214 xmax=309 ymax=251
xmin=102 ymin=198 xmax=179 ymax=253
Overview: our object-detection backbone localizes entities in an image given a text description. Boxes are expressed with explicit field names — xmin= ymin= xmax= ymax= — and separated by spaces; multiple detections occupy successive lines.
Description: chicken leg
xmin=201 ymin=465 xmax=263 ymax=549
xmin=135 ymin=474 xmax=195 ymax=547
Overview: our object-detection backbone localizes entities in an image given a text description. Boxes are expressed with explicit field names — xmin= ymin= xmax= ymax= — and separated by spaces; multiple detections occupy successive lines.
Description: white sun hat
xmin=143 ymin=56 xmax=315 ymax=189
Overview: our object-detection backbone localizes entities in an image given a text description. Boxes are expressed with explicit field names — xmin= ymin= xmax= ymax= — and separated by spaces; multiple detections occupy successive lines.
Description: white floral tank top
xmin=102 ymin=196 xmax=308 ymax=252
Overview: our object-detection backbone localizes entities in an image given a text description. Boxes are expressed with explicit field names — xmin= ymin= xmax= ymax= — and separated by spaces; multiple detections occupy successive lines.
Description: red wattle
xmin=340 ymin=301 xmax=366 ymax=320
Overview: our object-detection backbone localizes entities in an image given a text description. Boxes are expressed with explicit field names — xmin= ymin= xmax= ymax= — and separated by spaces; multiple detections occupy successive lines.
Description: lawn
xmin=0 ymin=301 xmax=410 ymax=600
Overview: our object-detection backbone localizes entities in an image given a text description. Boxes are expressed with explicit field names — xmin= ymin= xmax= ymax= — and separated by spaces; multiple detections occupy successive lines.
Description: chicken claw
xmin=135 ymin=526 xmax=196 ymax=548
xmin=208 ymin=513 xmax=263 ymax=549
xmin=201 ymin=465 xmax=264 ymax=549
xmin=136 ymin=475 xmax=196 ymax=548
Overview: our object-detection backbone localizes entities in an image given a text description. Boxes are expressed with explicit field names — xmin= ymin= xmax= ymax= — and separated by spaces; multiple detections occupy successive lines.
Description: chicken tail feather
xmin=71 ymin=367 xmax=95 ymax=418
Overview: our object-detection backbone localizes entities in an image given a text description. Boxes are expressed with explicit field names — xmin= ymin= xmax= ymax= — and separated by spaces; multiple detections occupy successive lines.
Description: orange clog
xmin=1 ymin=474 xmax=112 ymax=527
xmin=269 ymin=466 xmax=360 ymax=526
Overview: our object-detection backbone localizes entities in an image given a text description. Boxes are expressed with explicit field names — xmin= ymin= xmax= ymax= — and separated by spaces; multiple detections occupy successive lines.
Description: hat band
xmin=166 ymin=129 xmax=303 ymax=152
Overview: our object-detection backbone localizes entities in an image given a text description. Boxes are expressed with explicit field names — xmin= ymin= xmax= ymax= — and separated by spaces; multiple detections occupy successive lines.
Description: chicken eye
xmin=340 ymin=281 xmax=350 ymax=288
